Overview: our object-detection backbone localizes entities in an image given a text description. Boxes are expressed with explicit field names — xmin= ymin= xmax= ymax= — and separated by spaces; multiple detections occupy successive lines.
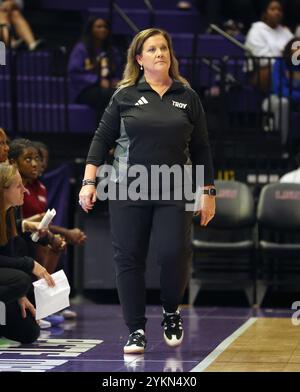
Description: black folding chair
xmin=257 ymin=183 xmax=300 ymax=303
xmin=190 ymin=180 xmax=256 ymax=305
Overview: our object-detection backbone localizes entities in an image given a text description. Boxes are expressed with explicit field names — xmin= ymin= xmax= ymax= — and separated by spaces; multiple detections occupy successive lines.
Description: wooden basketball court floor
xmin=0 ymin=305 xmax=299 ymax=372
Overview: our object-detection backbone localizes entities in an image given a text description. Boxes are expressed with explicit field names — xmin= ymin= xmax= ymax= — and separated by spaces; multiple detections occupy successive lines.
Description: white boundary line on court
xmin=190 ymin=317 xmax=257 ymax=372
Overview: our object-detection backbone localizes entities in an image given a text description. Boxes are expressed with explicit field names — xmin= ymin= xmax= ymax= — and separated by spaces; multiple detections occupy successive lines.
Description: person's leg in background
xmin=262 ymin=95 xmax=290 ymax=145
xmin=0 ymin=9 xmax=10 ymax=45
xmin=109 ymin=199 xmax=153 ymax=353
xmin=10 ymin=8 xmax=37 ymax=49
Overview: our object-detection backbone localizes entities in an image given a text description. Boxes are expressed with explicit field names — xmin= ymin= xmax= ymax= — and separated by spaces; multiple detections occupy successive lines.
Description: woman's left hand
xmin=194 ymin=195 xmax=216 ymax=226
xmin=65 ymin=228 xmax=87 ymax=245
xmin=49 ymin=234 xmax=67 ymax=253
xmin=18 ymin=296 xmax=36 ymax=319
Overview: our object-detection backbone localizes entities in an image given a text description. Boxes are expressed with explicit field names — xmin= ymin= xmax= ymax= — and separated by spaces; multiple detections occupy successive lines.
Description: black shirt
xmin=0 ymin=209 xmax=35 ymax=274
xmin=86 ymin=77 xmax=214 ymax=186
xmin=0 ymin=236 xmax=34 ymax=274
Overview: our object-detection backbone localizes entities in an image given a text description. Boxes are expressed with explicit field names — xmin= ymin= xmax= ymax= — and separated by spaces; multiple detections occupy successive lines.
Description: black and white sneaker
xmin=161 ymin=310 xmax=184 ymax=347
xmin=124 ymin=329 xmax=147 ymax=354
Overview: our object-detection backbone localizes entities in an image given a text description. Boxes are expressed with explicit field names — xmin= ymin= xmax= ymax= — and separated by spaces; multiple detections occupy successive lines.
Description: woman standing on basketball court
xmin=79 ymin=28 xmax=216 ymax=354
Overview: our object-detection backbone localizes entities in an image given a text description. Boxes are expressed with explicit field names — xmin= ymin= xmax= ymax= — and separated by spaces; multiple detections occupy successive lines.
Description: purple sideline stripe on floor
xmin=0 ymin=305 xmax=294 ymax=372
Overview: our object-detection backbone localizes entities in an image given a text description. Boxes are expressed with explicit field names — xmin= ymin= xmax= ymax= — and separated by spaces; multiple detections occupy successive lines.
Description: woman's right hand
xmin=18 ymin=296 xmax=36 ymax=319
xmin=79 ymin=185 xmax=97 ymax=213
xmin=32 ymin=261 xmax=55 ymax=287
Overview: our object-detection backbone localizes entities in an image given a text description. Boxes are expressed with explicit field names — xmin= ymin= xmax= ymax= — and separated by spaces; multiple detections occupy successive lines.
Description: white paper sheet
xmin=31 ymin=208 xmax=56 ymax=242
xmin=33 ymin=270 xmax=70 ymax=320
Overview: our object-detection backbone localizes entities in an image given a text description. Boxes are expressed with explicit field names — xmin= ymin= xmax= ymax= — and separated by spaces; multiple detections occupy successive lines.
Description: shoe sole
xmin=39 ymin=323 xmax=51 ymax=329
xmin=123 ymin=346 xmax=145 ymax=354
xmin=163 ymin=331 xmax=184 ymax=347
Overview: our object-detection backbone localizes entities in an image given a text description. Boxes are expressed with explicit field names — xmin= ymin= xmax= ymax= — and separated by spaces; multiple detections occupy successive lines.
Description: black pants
xmin=109 ymin=198 xmax=193 ymax=333
xmin=77 ymin=84 xmax=115 ymax=123
xmin=0 ymin=268 xmax=40 ymax=344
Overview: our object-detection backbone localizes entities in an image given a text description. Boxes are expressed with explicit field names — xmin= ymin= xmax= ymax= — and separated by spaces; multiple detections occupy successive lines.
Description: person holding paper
xmin=0 ymin=163 xmax=55 ymax=343
xmin=7 ymin=138 xmax=67 ymax=274
xmin=8 ymin=138 xmax=86 ymax=248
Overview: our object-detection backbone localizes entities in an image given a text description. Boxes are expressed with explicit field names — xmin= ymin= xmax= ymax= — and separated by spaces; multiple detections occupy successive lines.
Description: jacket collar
xmin=136 ymin=75 xmax=185 ymax=93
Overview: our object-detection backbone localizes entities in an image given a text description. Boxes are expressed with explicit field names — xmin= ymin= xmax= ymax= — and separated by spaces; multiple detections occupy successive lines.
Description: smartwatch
xmin=202 ymin=188 xmax=217 ymax=196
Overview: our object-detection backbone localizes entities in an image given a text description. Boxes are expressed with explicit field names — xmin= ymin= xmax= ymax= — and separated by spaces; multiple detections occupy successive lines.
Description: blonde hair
xmin=0 ymin=127 xmax=9 ymax=163
xmin=0 ymin=127 xmax=7 ymax=140
xmin=0 ymin=163 xmax=18 ymax=246
xmin=118 ymin=28 xmax=190 ymax=87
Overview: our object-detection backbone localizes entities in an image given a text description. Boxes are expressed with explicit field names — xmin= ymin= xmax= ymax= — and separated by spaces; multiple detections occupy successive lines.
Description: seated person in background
xmin=0 ymin=129 xmax=64 ymax=248
xmin=0 ymin=127 xmax=9 ymax=163
xmin=0 ymin=0 xmax=43 ymax=50
xmin=272 ymin=38 xmax=300 ymax=101
xmin=262 ymin=38 xmax=300 ymax=144
xmin=33 ymin=141 xmax=48 ymax=176
xmin=0 ymin=163 xmax=55 ymax=343
xmin=8 ymin=139 xmax=86 ymax=271
xmin=245 ymin=0 xmax=293 ymax=92
xmin=8 ymin=139 xmax=49 ymax=219
xmin=33 ymin=140 xmax=83 ymax=321
xmin=8 ymin=138 xmax=66 ymax=274
xmin=33 ymin=140 xmax=86 ymax=246
xmin=68 ymin=16 xmax=122 ymax=122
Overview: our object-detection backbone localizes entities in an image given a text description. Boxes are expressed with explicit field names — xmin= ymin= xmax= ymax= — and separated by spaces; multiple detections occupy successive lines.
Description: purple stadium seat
xmin=16 ymin=102 xmax=65 ymax=133
xmin=39 ymin=0 xmax=195 ymax=11
xmin=197 ymin=35 xmax=245 ymax=57
xmin=39 ymin=0 xmax=102 ymax=10
xmin=87 ymin=8 xmax=200 ymax=34
xmin=0 ymin=101 xmax=96 ymax=133
xmin=155 ymin=10 xmax=199 ymax=33
xmin=116 ymin=0 xmax=186 ymax=9
xmin=0 ymin=74 xmax=11 ymax=102
xmin=19 ymin=103 xmax=96 ymax=133
xmin=17 ymin=76 xmax=66 ymax=104
xmin=87 ymin=8 xmax=149 ymax=33
xmin=17 ymin=52 xmax=52 ymax=75
xmin=171 ymin=33 xmax=194 ymax=57
xmin=0 ymin=102 xmax=12 ymax=131
xmin=68 ymin=104 xmax=97 ymax=133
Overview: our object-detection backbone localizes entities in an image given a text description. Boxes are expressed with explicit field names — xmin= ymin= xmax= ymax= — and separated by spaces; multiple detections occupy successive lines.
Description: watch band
xmin=82 ymin=179 xmax=96 ymax=186
xmin=202 ymin=188 xmax=217 ymax=196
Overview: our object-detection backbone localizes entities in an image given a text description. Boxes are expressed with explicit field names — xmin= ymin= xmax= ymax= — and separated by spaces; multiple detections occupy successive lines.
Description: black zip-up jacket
xmin=0 ymin=208 xmax=50 ymax=274
xmin=0 ymin=236 xmax=34 ymax=274
xmin=86 ymin=77 xmax=214 ymax=185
